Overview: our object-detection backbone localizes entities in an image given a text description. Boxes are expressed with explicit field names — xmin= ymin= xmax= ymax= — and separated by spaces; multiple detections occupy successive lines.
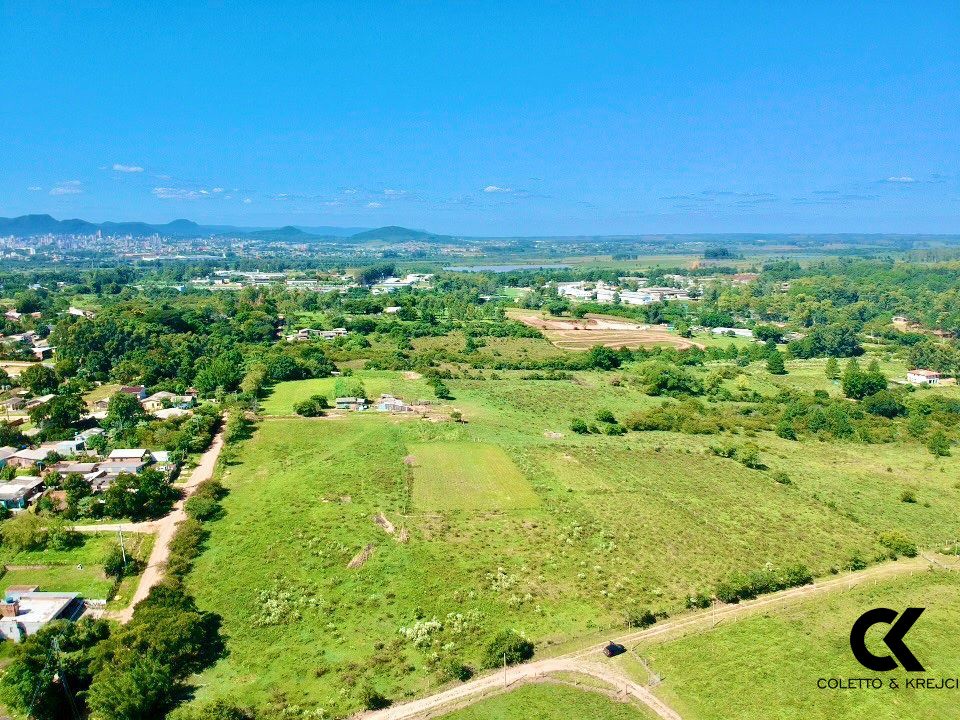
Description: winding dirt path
xmin=360 ymin=555 xmax=943 ymax=720
xmin=107 ymin=425 xmax=226 ymax=622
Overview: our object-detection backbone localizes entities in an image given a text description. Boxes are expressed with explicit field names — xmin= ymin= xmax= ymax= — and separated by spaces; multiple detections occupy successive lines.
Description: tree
xmin=584 ymin=345 xmax=621 ymax=370
xmin=766 ymin=350 xmax=786 ymax=375
xmin=841 ymin=358 xmax=887 ymax=399
xmin=636 ymin=361 xmax=703 ymax=397
xmin=0 ymin=511 xmax=46 ymax=551
xmin=293 ymin=394 xmax=329 ymax=417
xmin=824 ymin=356 xmax=839 ymax=380
xmin=86 ymin=655 xmax=176 ymax=720
xmin=333 ymin=377 xmax=366 ymax=399
xmin=737 ymin=442 xmax=764 ymax=469
xmin=482 ymin=630 xmax=534 ymax=668
xmin=29 ymin=392 xmax=85 ymax=435
xmin=862 ymin=390 xmax=906 ymax=418
xmin=928 ymin=430 xmax=951 ymax=457
xmin=19 ymin=364 xmax=59 ymax=395
xmin=102 ymin=391 xmax=148 ymax=436
xmin=0 ymin=618 xmax=110 ymax=720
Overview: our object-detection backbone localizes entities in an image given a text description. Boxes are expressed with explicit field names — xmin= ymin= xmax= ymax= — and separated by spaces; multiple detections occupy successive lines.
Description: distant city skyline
xmin=3 ymin=2 xmax=960 ymax=235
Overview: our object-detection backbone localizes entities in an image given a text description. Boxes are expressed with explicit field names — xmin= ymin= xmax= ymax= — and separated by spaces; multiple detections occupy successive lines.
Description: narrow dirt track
xmin=359 ymin=555 xmax=942 ymax=720
xmin=106 ymin=424 xmax=226 ymax=622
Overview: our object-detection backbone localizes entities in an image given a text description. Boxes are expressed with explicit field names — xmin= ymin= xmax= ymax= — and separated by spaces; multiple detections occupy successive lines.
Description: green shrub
xmin=482 ymin=630 xmax=534 ymax=669
xmin=293 ymin=394 xmax=329 ymax=417
xmin=879 ymin=531 xmax=917 ymax=558
xmin=570 ymin=418 xmax=590 ymax=434
xmin=625 ymin=607 xmax=657 ymax=628
xmin=596 ymin=409 xmax=616 ymax=423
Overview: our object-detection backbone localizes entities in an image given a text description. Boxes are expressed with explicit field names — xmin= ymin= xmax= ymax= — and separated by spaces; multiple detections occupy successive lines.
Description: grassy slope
xmin=631 ymin=569 xmax=960 ymax=720
xmin=187 ymin=368 xmax=959 ymax=715
xmin=439 ymin=683 xmax=657 ymax=720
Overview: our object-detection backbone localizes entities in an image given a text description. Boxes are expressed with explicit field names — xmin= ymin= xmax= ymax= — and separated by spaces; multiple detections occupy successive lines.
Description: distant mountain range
xmin=0 ymin=214 xmax=450 ymax=243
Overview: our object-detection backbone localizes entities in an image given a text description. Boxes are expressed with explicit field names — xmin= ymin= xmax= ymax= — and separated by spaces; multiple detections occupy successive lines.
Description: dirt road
xmin=360 ymin=555 xmax=941 ymax=720
xmin=108 ymin=424 xmax=227 ymax=622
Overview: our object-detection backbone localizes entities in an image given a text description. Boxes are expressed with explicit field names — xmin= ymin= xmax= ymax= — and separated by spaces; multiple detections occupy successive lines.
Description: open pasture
xmin=409 ymin=442 xmax=538 ymax=511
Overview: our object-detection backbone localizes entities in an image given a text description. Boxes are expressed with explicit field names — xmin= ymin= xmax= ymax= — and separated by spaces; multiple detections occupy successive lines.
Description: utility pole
xmin=51 ymin=637 xmax=81 ymax=720
xmin=117 ymin=527 xmax=127 ymax=565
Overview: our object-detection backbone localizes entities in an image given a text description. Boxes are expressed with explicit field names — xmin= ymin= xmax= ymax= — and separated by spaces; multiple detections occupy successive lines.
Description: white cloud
xmin=112 ymin=163 xmax=144 ymax=173
xmin=885 ymin=176 xmax=915 ymax=183
xmin=49 ymin=180 xmax=82 ymax=196
xmin=212 ymin=187 xmax=224 ymax=193
xmin=243 ymin=198 xmax=252 ymax=204
xmin=27 ymin=186 xmax=42 ymax=192
xmin=152 ymin=187 xmax=203 ymax=200
xmin=483 ymin=185 xmax=512 ymax=193
xmin=366 ymin=201 xmax=383 ymax=208
xmin=343 ymin=188 xmax=357 ymax=194
xmin=382 ymin=188 xmax=406 ymax=196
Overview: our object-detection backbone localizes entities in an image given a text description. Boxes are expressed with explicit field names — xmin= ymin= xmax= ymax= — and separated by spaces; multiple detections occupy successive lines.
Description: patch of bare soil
xmin=347 ymin=544 xmax=374 ymax=569
xmin=544 ymin=431 xmax=564 ymax=439
xmin=374 ymin=512 xmax=396 ymax=534
xmin=515 ymin=313 xmax=704 ymax=350
xmin=397 ymin=527 xmax=410 ymax=543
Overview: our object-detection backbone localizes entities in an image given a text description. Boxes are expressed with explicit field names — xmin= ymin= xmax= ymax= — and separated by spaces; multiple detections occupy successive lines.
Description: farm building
xmin=711 ymin=327 xmax=754 ymax=338
xmin=907 ymin=369 xmax=941 ymax=385
xmin=377 ymin=394 xmax=412 ymax=412
xmin=335 ymin=397 xmax=368 ymax=411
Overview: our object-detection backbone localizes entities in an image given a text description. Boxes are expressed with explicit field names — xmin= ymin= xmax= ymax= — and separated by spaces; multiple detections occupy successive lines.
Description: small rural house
xmin=907 ymin=369 xmax=941 ymax=385
xmin=141 ymin=391 xmax=194 ymax=412
xmin=0 ymin=447 xmax=16 ymax=467
xmin=377 ymin=394 xmax=412 ymax=412
xmin=0 ymin=590 xmax=82 ymax=642
xmin=8 ymin=448 xmax=50 ymax=469
xmin=108 ymin=448 xmax=153 ymax=462
xmin=335 ymin=397 xmax=368 ymax=411
xmin=119 ymin=385 xmax=148 ymax=400
xmin=0 ymin=477 xmax=45 ymax=510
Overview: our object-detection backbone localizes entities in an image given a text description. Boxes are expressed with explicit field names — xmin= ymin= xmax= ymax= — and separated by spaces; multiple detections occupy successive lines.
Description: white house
xmin=907 ymin=369 xmax=941 ymax=385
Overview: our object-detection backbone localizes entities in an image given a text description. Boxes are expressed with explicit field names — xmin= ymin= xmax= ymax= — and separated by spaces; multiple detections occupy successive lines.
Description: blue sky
xmin=2 ymin=2 xmax=960 ymax=235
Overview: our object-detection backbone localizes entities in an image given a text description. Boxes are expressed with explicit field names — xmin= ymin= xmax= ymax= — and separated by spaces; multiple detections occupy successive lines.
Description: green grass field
xmin=183 ymin=365 xmax=959 ymax=716
xmin=439 ymin=683 xmax=657 ymax=720
xmin=409 ymin=442 xmax=539 ymax=511
xmin=630 ymin=569 xmax=960 ymax=720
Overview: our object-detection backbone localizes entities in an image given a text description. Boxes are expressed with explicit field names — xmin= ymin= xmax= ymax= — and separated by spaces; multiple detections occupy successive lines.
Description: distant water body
xmin=443 ymin=263 xmax=571 ymax=272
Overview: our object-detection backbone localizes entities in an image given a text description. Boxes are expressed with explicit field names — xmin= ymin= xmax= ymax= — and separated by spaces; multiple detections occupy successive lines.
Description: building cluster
xmin=371 ymin=274 xmax=434 ymax=294
xmin=0 ymin=441 xmax=174 ymax=511
xmin=285 ymin=327 xmax=348 ymax=343
xmin=554 ymin=280 xmax=691 ymax=305
xmin=334 ymin=393 xmax=427 ymax=413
